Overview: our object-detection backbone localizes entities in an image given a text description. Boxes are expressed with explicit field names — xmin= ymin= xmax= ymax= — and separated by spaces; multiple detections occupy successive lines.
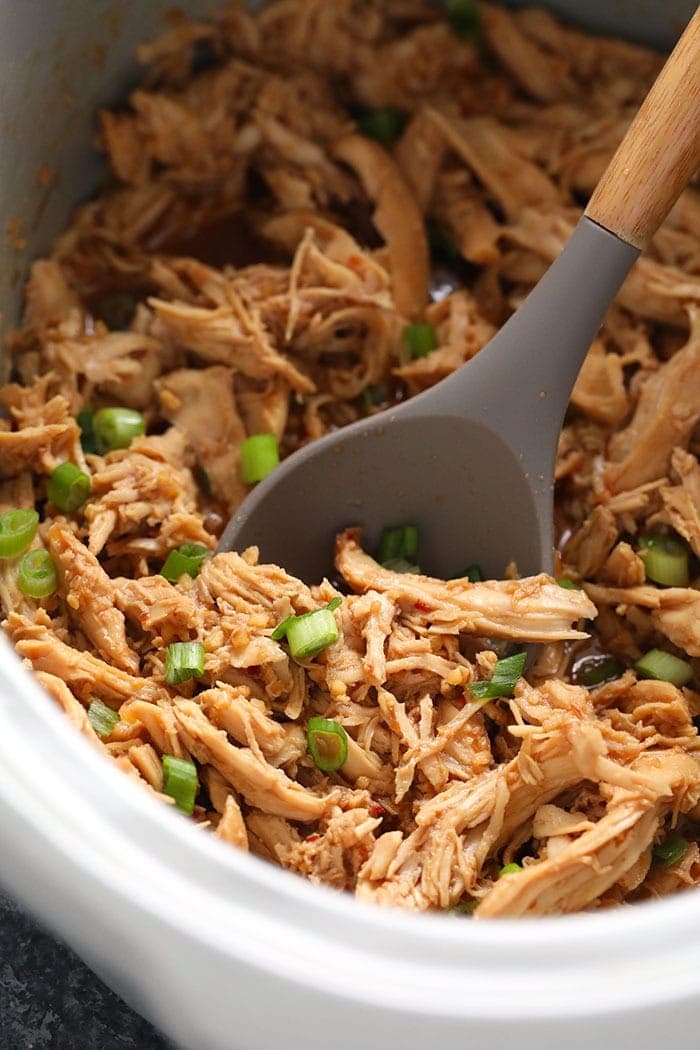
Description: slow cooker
xmin=0 ymin=3 xmax=697 ymax=1048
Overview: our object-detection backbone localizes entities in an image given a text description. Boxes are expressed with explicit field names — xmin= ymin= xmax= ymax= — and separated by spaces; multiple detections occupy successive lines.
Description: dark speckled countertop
xmin=0 ymin=893 xmax=170 ymax=1049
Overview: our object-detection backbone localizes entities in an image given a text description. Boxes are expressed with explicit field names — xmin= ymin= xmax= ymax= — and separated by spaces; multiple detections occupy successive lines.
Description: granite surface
xmin=0 ymin=893 xmax=170 ymax=1049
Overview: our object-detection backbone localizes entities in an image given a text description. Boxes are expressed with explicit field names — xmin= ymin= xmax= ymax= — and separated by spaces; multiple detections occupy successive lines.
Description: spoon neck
xmin=422 ymin=216 xmax=639 ymax=440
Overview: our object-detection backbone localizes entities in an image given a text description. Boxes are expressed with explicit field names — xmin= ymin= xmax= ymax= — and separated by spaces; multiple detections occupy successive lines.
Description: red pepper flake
xmin=305 ymin=833 xmax=321 ymax=843
xmin=369 ymin=803 xmax=385 ymax=818
xmin=415 ymin=601 xmax=431 ymax=612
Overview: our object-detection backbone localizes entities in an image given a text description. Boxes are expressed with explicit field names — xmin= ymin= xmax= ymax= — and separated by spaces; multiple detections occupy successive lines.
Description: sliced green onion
xmin=402 ymin=323 xmax=437 ymax=360
xmin=396 ymin=522 xmax=419 ymax=558
xmin=161 ymin=543 xmax=209 ymax=582
xmin=445 ymin=0 xmax=481 ymax=40
xmin=87 ymin=698 xmax=119 ymax=739
xmin=635 ymin=649 xmax=693 ymax=687
xmin=447 ymin=900 xmax=478 ymax=914
xmin=271 ymin=613 xmax=295 ymax=642
xmin=558 ymin=578 xmax=581 ymax=590
xmin=356 ymin=107 xmax=405 ymax=145
xmin=162 ymin=754 xmax=198 ymax=815
xmin=378 ymin=525 xmax=418 ymax=565
xmin=17 ymin=549 xmax=58 ymax=599
xmin=401 ymin=526 xmax=418 ymax=560
xmin=272 ymin=598 xmax=341 ymax=643
xmin=240 ymin=433 xmax=279 ymax=484
xmin=653 ymin=834 xmax=688 ymax=869
xmin=0 ymin=508 xmax=39 ymax=558
xmin=77 ymin=408 xmax=98 ymax=454
xmin=306 ymin=717 xmax=348 ymax=772
xmin=469 ymin=651 xmax=527 ymax=700
xmin=573 ymin=654 xmax=624 ymax=689
xmin=382 ymin=558 xmax=420 ymax=574
xmin=639 ymin=533 xmax=689 ymax=587
xmin=47 ymin=461 xmax=91 ymax=513
xmin=378 ymin=527 xmax=402 ymax=563
xmin=498 ymin=862 xmax=522 ymax=877
xmin=165 ymin=641 xmax=205 ymax=686
xmin=452 ymin=565 xmax=481 ymax=582
xmin=93 ymin=407 xmax=145 ymax=453
xmin=287 ymin=608 xmax=339 ymax=659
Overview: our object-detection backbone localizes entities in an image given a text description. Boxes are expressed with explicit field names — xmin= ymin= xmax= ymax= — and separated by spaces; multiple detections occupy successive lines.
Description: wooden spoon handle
xmin=586 ymin=6 xmax=700 ymax=249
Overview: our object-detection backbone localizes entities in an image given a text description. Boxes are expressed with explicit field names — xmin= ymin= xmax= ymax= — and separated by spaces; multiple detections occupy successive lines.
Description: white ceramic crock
xmin=0 ymin=4 xmax=698 ymax=1048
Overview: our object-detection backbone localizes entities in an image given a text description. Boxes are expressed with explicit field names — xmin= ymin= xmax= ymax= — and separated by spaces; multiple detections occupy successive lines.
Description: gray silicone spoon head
xmin=218 ymin=12 xmax=700 ymax=581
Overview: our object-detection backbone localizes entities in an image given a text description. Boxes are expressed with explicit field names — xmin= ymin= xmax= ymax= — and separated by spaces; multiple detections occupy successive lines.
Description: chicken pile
xmin=2 ymin=0 xmax=700 ymax=916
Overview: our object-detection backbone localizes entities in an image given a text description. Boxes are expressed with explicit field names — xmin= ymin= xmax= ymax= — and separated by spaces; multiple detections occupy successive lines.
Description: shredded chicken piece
xmin=583 ymin=583 xmax=700 ymax=657
xmin=479 ymin=797 xmax=660 ymax=916
xmin=478 ymin=749 xmax=700 ymax=916
xmin=357 ymin=713 xmax=597 ymax=909
xmin=112 ymin=573 xmax=204 ymax=645
xmin=335 ymin=529 xmax=595 ymax=641
xmin=157 ymin=365 xmax=248 ymax=511
xmin=0 ymin=382 xmax=83 ymax=477
xmin=605 ymin=311 xmax=700 ymax=492
xmin=46 ymin=521 xmax=139 ymax=674
xmin=35 ymin=671 xmax=103 ymax=746
xmin=600 ymin=542 xmax=645 ymax=588
xmin=332 ymin=134 xmax=429 ymax=319
xmin=563 ymin=506 xmax=619 ymax=579
xmin=570 ymin=340 xmax=629 ymax=426
xmin=8 ymin=612 xmax=164 ymax=707
xmin=660 ymin=448 xmax=700 ymax=558
xmin=480 ymin=3 xmax=576 ymax=102
xmin=149 ymin=294 xmax=314 ymax=393
xmin=84 ymin=429 xmax=210 ymax=560
xmin=24 ymin=260 xmax=83 ymax=331
xmin=279 ymin=805 xmax=382 ymax=890
xmin=173 ymin=699 xmax=329 ymax=821
xmin=637 ymin=840 xmax=700 ymax=900
xmin=215 ymin=793 xmax=250 ymax=850
xmin=426 ymin=110 xmax=560 ymax=220
xmin=197 ymin=683 xmax=305 ymax=766
xmin=430 ymin=169 xmax=501 ymax=267
xmin=394 ymin=109 xmax=447 ymax=213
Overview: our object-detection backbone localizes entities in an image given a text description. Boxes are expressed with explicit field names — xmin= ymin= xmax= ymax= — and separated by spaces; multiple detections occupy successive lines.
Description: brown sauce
xmin=162 ymin=211 xmax=289 ymax=270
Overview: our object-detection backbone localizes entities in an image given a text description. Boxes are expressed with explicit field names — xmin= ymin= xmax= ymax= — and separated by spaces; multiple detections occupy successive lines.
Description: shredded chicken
xmin=2 ymin=0 xmax=700 ymax=920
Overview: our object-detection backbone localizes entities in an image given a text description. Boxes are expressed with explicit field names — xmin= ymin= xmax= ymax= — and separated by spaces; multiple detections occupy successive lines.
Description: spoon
xmin=219 ymin=10 xmax=700 ymax=582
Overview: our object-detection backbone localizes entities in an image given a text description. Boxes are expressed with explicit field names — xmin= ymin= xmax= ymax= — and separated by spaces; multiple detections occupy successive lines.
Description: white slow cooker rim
xmin=3 ymin=630 xmax=700 ymax=1019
